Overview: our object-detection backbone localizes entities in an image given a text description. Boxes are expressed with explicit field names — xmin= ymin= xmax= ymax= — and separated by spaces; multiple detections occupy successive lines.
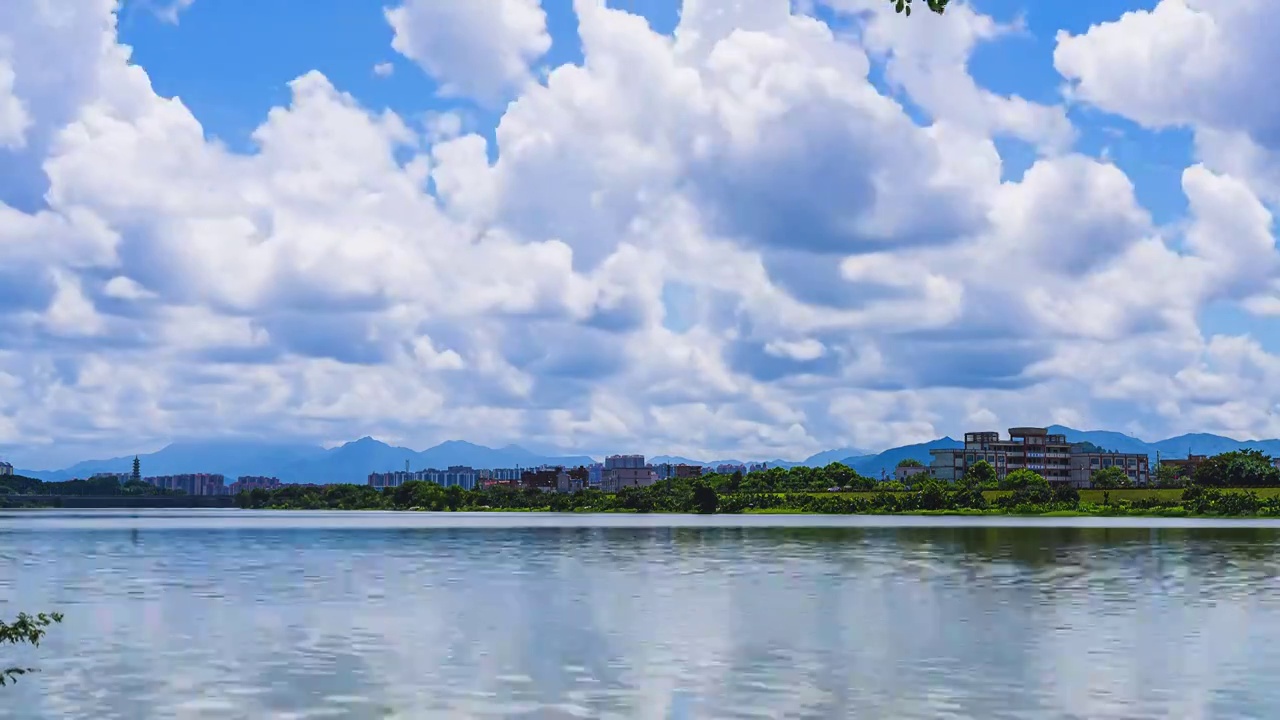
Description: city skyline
xmin=3 ymin=1 xmax=1279 ymax=470
xmin=9 ymin=422 xmax=1280 ymax=485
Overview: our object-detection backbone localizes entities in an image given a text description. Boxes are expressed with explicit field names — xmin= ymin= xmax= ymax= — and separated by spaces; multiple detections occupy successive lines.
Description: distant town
xmin=5 ymin=425 xmax=1275 ymax=496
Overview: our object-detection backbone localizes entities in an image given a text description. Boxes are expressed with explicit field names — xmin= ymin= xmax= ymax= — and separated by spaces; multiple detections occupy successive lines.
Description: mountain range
xmin=14 ymin=425 xmax=1280 ymax=484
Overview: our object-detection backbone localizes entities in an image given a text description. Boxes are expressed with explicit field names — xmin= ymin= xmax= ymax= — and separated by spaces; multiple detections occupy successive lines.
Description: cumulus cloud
xmin=0 ymin=0 xmax=1279 ymax=468
xmin=386 ymin=0 xmax=551 ymax=105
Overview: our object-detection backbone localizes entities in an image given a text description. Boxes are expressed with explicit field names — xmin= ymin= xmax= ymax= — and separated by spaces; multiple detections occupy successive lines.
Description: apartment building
xmin=602 ymin=454 xmax=655 ymax=492
xmin=229 ymin=476 xmax=282 ymax=494
xmin=556 ymin=470 xmax=584 ymax=493
xmin=1070 ymin=452 xmax=1150 ymax=486
xmin=90 ymin=472 xmax=130 ymax=483
xmin=145 ymin=473 xmax=227 ymax=496
xmin=930 ymin=427 xmax=1148 ymax=487
xmin=654 ymin=463 xmax=704 ymax=480
xmin=0 ymin=461 xmax=12 ymax=477
xmin=367 ymin=466 xmax=481 ymax=490
xmin=521 ymin=468 xmax=562 ymax=491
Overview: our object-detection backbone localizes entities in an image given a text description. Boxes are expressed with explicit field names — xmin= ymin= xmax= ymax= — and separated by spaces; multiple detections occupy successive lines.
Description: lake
xmin=6 ymin=510 xmax=1280 ymax=718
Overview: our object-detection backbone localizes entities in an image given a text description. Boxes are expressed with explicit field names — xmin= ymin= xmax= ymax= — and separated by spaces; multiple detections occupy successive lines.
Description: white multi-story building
xmin=602 ymin=455 xmax=655 ymax=492
xmin=929 ymin=427 xmax=1150 ymax=487
xmin=0 ymin=461 xmax=12 ymax=477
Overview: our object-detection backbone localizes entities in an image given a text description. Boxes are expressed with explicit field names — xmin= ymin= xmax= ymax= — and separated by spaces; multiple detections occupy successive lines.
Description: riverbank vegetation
xmin=233 ymin=475 xmax=1280 ymax=518
xmin=0 ymin=473 xmax=179 ymax=498
xmin=234 ymin=449 xmax=1280 ymax=517
xmin=1 ymin=612 xmax=62 ymax=687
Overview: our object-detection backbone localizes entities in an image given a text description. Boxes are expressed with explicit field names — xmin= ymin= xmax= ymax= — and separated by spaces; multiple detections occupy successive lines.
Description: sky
xmin=1 ymin=0 xmax=1279 ymax=469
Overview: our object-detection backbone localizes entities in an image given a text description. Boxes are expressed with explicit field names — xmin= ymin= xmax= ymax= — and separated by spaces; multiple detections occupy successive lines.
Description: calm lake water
xmin=6 ymin=511 xmax=1280 ymax=719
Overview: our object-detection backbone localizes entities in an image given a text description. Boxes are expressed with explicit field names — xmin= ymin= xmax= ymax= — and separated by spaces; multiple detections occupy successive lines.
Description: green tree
xmin=1089 ymin=465 xmax=1131 ymax=489
xmin=962 ymin=460 xmax=997 ymax=488
xmin=888 ymin=0 xmax=948 ymax=17
xmin=1001 ymin=468 xmax=1048 ymax=491
xmin=1194 ymin=450 xmax=1280 ymax=488
xmin=896 ymin=458 xmax=924 ymax=468
xmin=691 ymin=482 xmax=718 ymax=514
xmin=2 ymin=612 xmax=62 ymax=686
xmin=1153 ymin=463 xmax=1186 ymax=488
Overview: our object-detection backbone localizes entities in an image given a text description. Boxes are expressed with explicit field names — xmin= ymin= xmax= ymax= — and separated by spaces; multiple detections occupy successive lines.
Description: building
xmin=587 ymin=462 xmax=603 ymax=489
xmin=368 ymin=466 xmax=480 ymax=491
xmin=1070 ymin=452 xmax=1150 ymax=487
xmin=654 ymin=463 xmax=704 ymax=480
xmin=90 ymin=472 xmax=130 ymax=484
xmin=602 ymin=454 xmax=655 ymax=492
xmin=894 ymin=465 xmax=930 ymax=483
xmin=555 ymin=470 xmax=584 ymax=494
xmin=929 ymin=427 xmax=1148 ymax=487
xmin=0 ymin=461 xmax=11 ymax=477
xmin=229 ymin=476 xmax=282 ymax=494
xmin=1159 ymin=453 xmax=1208 ymax=479
xmin=144 ymin=473 xmax=227 ymax=496
xmin=521 ymin=467 xmax=561 ymax=491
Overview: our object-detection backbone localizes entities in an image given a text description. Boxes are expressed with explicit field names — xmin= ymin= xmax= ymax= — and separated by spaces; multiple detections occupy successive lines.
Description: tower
xmin=131 ymin=455 xmax=141 ymax=483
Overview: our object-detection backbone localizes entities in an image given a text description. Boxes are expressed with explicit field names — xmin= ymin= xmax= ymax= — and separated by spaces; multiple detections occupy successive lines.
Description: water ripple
xmin=5 ymin=512 xmax=1280 ymax=717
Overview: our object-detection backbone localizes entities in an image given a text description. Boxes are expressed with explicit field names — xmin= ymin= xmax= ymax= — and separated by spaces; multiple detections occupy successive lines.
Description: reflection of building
xmin=0 ymin=461 xmax=11 ymax=477
xmin=930 ymin=427 xmax=1150 ymax=487
xmin=145 ymin=473 xmax=227 ymax=496
xmin=602 ymin=455 xmax=655 ymax=492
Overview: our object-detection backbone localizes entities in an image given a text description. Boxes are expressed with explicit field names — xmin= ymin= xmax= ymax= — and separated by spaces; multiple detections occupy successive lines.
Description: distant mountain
xmin=841 ymin=438 xmax=962 ymax=478
xmin=19 ymin=438 xmax=596 ymax=484
xmin=1048 ymin=426 xmax=1280 ymax=461
xmin=21 ymin=426 xmax=1280 ymax=486
xmin=647 ymin=455 xmax=802 ymax=469
xmin=1152 ymin=433 xmax=1280 ymax=459
xmin=1045 ymin=426 xmax=1152 ymax=455
xmin=802 ymin=447 xmax=871 ymax=467
xmin=18 ymin=440 xmax=326 ymax=482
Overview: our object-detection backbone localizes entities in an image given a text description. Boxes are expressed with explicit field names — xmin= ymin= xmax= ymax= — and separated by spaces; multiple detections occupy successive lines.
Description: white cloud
xmin=386 ymin=0 xmax=551 ymax=105
xmin=1 ymin=0 xmax=1280 ymax=469
xmin=154 ymin=0 xmax=195 ymax=24
xmin=0 ymin=57 xmax=30 ymax=148
xmin=372 ymin=61 xmax=394 ymax=78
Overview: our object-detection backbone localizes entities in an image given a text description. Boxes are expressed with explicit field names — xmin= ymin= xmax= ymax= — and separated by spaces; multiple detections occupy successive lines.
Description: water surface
xmin=4 ymin=510 xmax=1280 ymax=718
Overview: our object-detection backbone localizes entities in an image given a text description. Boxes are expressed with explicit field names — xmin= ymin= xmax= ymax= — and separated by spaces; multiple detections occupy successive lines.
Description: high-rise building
xmin=0 ymin=461 xmax=12 ymax=477
xmin=144 ymin=473 xmax=227 ymax=496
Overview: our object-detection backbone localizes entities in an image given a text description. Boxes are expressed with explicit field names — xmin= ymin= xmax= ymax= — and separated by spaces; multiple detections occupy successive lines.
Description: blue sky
xmin=1 ymin=0 xmax=1278 ymax=468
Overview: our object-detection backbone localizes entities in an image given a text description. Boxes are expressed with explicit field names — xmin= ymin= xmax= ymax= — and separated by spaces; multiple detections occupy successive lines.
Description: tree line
xmin=0 ymin=474 xmax=180 ymax=498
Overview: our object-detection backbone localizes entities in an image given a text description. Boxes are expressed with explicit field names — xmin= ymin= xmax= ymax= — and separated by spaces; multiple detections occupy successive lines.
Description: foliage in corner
xmin=1 ymin=612 xmax=63 ymax=686
xmin=890 ymin=0 xmax=948 ymax=17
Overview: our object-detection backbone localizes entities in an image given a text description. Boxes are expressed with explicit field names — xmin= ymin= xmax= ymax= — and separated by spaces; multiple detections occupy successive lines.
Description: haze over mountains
xmin=17 ymin=426 xmax=1280 ymax=484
